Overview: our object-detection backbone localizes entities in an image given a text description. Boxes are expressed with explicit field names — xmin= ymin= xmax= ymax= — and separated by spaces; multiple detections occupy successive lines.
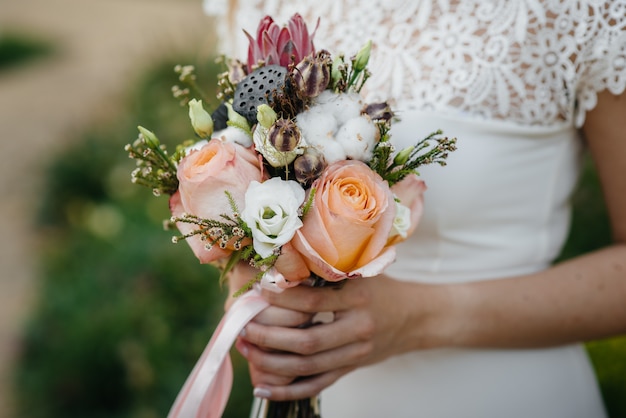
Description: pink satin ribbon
xmin=167 ymin=288 xmax=269 ymax=418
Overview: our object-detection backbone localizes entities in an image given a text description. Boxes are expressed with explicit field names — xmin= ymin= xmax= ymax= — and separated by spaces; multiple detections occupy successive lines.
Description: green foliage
xmin=587 ymin=336 xmax=626 ymax=418
xmin=0 ymin=32 xmax=54 ymax=70
xmin=557 ymin=154 xmax=626 ymax=418
xmin=15 ymin=55 xmax=253 ymax=418
xmin=557 ymin=154 xmax=613 ymax=260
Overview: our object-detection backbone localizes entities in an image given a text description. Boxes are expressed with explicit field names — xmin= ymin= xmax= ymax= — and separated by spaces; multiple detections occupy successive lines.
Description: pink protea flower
xmin=245 ymin=13 xmax=318 ymax=72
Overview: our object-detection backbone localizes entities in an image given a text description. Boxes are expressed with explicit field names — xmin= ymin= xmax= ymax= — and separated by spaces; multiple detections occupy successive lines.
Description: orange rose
xmin=169 ymin=139 xmax=264 ymax=263
xmin=292 ymin=160 xmax=398 ymax=281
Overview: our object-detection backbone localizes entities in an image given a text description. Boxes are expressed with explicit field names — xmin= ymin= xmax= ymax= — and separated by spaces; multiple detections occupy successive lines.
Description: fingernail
xmin=235 ymin=339 xmax=249 ymax=358
xmin=253 ymin=387 xmax=272 ymax=399
xmin=239 ymin=327 xmax=247 ymax=337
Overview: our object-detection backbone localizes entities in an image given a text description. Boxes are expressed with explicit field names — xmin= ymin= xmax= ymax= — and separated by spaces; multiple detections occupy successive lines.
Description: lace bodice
xmin=202 ymin=3 xmax=617 ymax=416
xmin=204 ymin=0 xmax=626 ymax=128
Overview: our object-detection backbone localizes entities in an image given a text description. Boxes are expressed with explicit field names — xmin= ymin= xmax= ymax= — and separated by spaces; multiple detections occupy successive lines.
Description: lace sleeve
xmin=575 ymin=4 xmax=626 ymax=128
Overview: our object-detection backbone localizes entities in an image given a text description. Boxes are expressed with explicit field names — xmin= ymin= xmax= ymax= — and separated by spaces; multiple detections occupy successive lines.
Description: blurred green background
xmin=2 ymin=10 xmax=626 ymax=418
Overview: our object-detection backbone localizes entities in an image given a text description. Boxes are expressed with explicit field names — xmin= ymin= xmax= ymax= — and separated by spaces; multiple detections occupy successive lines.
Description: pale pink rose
xmin=387 ymin=174 xmax=427 ymax=246
xmin=169 ymin=139 xmax=264 ymax=263
xmin=292 ymin=160 xmax=398 ymax=281
xmin=274 ymin=242 xmax=311 ymax=282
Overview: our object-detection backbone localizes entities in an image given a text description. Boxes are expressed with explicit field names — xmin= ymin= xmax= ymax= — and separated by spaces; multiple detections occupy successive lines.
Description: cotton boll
xmin=297 ymin=107 xmax=348 ymax=163
xmin=335 ymin=116 xmax=378 ymax=161
xmin=313 ymin=91 xmax=363 ymax=125
xmin=311 ymin=138 xmax=347 ymax=164
xmin=297 ymin=107 xmax=338 ymax=148
xmin=311 ymin=90 xmax=339 ymax=106
xmin=213 ymin=126 xmax=253 ymax=147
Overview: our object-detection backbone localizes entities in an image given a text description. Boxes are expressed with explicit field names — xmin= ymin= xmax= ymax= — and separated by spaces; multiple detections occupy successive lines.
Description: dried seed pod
xmin=363 ymin=101 xmax=394 ymax=123
xmin=268 ymin=119 xmax=301 ymax=152
xmin=294 ymin=148 xmax=327 ymax=186
xmin=292 ymin=51 xmax=331 ymax=98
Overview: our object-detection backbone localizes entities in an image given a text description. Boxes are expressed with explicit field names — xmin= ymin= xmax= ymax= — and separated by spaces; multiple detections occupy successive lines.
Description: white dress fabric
xmin=204 ymin=1 xmax=626 ymax=417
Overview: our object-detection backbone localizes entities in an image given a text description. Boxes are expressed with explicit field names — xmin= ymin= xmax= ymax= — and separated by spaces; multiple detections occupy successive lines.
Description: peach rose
xmin=292 ymin=160 xmax=398 ymax=281
xmin=169 ymin=139 xmax=264 ymax=263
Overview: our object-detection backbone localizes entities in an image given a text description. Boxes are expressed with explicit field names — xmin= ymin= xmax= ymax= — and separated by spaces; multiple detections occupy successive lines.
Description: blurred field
xmin=0 ymin=0 xmax=210 ymax=416
xmin=1 ymin=1 xmax=625 ymax=417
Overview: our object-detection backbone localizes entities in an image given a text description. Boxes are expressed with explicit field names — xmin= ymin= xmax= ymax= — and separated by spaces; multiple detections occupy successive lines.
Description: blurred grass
xmin=15 ymin=55 xmax=252 ymax=418
xmin=12 ymin=52 xmax=625 ymax=417
xmin=0 ymin=31 xmax=54 ymax=70
xmin=558 ymin=155 xmax=626 ymax=418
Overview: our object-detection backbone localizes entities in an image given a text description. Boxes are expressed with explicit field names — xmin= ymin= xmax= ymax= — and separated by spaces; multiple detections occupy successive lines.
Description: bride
xmin=204 ymin=1 xmax=626 ymax=416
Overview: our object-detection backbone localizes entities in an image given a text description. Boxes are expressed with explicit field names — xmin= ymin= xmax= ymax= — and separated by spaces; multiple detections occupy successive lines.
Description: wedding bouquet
xmin=126 ymin=13 xmax=455 ymax=418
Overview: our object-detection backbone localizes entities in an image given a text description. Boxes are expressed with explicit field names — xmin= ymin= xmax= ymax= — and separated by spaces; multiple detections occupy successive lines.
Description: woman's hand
xmin=225 ymin=90 xmax=626 ymax=403
xmin=235 ymin=275 xmax=444 ymax=401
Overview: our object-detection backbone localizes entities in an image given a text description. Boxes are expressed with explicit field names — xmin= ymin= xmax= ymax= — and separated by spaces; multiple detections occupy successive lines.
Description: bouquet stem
xmin=251 ymin=396 xmax=321 ymax=418
xmin=249 ymin=275 xmax=338 ymax=418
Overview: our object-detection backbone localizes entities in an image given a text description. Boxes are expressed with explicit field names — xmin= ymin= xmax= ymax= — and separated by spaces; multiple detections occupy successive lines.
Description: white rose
xmin=241 ymin=178 xmax=306 ymax=258
xmin=390 ymin=200 xmax=411 ymax=239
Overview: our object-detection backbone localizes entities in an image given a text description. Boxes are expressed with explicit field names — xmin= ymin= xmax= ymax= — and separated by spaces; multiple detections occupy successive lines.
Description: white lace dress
xmin=204 ymin=1 xmax=626 ymax=416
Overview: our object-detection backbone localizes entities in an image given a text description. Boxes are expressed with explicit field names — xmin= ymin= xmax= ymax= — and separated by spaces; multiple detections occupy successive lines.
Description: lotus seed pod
xmin=233 ymin=65 xmax=288 ymax=125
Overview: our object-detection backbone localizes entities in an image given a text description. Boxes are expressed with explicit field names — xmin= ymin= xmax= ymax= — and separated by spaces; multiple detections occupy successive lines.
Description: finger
xmin=243 ymin=311 xmax=374 ymax=355
xmin=253 ymin=367 xmax=354 ymax=401
xmin=249 ymin=362 xmax=294 ymax=387
xmin=262 ymin=278 xmax=379 ymax=314
xmin=253 ymin=306 xmax=312 ymax=327
xmin=261 ymin=283 xmax=351 ymax=313
xmin=236 ymin=339 xmax=295 ymax=386
xmin=245 ymin=337 xmax=372 ymax=379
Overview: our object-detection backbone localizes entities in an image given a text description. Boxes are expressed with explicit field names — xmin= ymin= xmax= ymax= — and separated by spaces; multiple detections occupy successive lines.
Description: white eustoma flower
xmin=188 ymin=99 xmax=214 ymax=138
xmin=390 ymin=200 xmax=411 ymax=239
xmin=241 ymin=178 xmax=306 ymax=258
xmin=256 ymin=104 xmax=277 ymax=129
